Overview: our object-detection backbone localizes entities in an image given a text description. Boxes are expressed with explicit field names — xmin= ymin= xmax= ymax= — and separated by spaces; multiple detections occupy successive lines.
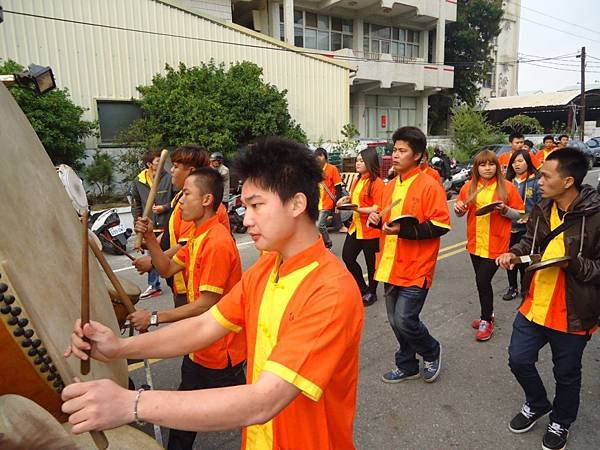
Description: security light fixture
xmin=0 ymin=64 xmax=56 ymax=94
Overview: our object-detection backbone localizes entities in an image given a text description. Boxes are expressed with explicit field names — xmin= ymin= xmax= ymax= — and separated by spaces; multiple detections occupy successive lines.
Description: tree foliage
xmin=0 ymin=60 xmax=97 ymax=169
xmin=450 ymin=104 xmax=502 ymax=160
xmin=134 ymin=61 xmax=307 ymax=153
xmin=428 ymin=0 xmax=503 ymax=133
xmin=84 ymin=150 xmax=115 ymax=198
xmin=501 ymin=114 xmax=543 ymax=134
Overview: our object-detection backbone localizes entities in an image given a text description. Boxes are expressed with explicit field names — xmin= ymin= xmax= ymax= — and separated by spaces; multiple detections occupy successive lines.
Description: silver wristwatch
xmin=149 ymin=311 xmax=159 ymax=327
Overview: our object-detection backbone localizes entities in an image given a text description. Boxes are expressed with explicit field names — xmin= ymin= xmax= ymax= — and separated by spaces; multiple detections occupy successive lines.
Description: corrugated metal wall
xmin=0 ymin=0 xmax=350 ymax=143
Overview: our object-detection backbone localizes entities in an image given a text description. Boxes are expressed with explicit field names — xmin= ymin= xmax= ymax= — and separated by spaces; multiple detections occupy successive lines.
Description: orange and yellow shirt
xmin=347 ymin=175 xmax=384 ymax=240
xmin=519 ymin=203 xmax=595 ymax=335
xmin=533 ymin=147 xmax=556 ymax=169
xmin=375 ymin=167 xmax=451 ymax=288
xmin=211 ymin=238 xmax=364 ymax=450
xmin=168 ymin=194 xmax=231 ymax=294
xmin=458 ymin=178 xmax=524 ymax=259
xmin=420 ymin=162 xmax=442 ymax=184
xmin=319 ymin=163 xmax=342 ymax=211
xmin=173 ymin=215 xmax=245 ymax=368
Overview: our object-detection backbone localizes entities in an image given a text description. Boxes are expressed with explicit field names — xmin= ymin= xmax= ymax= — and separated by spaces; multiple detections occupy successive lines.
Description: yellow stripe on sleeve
xmin=172 ymin=255 xmax=185 ymax=266
xmin=430 ymin=220 xmax=451 ymax=230
xmin=262 ymin=360 xmax=323 ymax=401
xmin=199 ymin=284 xmax=224 ymax=295
xmin=210 ymin=305 xmax=242 ymax=333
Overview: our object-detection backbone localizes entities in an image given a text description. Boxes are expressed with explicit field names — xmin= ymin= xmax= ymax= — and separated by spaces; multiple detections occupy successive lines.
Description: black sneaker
xmin=502 ymin=286 xmax=518 ymax=301
xmin=509 ymin=403 xmax=552 ymax=433
xmin=422 ymin=344 xmax=442 ymax=383
xmin=362 ymin=293 xmax=378 ymax=306
xmin=542 ymin=422 xmax=569 ymax=450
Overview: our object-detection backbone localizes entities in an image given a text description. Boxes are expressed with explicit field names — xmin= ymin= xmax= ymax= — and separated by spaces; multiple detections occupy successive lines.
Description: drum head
xmin=0 ymin=394 xmax=80 ymax=450
xmin=0 ymin=84 xmax=127 ymax=420
xmin=475 ymin=201 xmax=503 ymax=216
xmin=337 ymin=203 xmax=358 ymax=211
xmin=525 ymin=256 xmax=571 ymax=273
xmin=56 ymin=164 xmax=88 ymax=213
xmin=389 ymin=214 xmax=419 ymax=226
xmin=63 ymin=424 xmax=163 ymax=450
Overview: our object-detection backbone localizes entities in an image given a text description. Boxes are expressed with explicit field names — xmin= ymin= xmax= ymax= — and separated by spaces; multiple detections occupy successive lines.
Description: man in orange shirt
xmin=131 ymin=168 xmax=245 ymax=450
xmin=315 ymin=147 xmax=343 ymax=248
xmin=133 ymin=144 xmax=230 ymax=307
xmin=497 ymin=148 xmax=600 ymax=450
xmin=368 ymin=127 xmax=450 ymax=384
xmin=62 ymin=137 xmax=364 ymax=450
xmin=533 ymin=135 xmax=557 ymax=169
xmin=498 ymin=132 xmax=525 ymax=173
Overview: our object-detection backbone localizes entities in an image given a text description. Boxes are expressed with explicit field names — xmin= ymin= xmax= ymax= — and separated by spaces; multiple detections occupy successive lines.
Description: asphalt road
xmin=107 ymin=169 xmax=600 ymax=450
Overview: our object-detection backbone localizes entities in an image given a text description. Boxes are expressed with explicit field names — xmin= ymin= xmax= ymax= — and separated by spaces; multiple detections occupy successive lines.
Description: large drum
xmin=102 ymin=274 xmax=141 ymax=327
xmin=0 ymin=394 xmax=162 ymax=450
xmin=0 ymin=84 xmax=127 ymax=421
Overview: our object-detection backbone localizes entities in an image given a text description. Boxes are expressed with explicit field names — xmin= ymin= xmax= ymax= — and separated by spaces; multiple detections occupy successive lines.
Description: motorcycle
xmin=448 ymin=164 xmax=471 ymax=195
xmin=228 ymin=194 xmax=246 ymax=234
xmin=89 ymin=208 xmax=132 ymax=254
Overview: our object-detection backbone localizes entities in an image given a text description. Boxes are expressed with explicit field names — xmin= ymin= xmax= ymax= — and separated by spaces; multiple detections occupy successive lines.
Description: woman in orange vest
xmin=337 ymin=148 xmax=384 ymax=306
xmin=454 ymin=150 xmax=524 ymax=341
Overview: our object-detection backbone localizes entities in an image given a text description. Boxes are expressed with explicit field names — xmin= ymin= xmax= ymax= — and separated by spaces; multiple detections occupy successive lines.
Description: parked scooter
xmin=228 ymin=180 xmax=246 ymax=234
xmin=89 ymin=208 xmax=132 ymax=254
xmin=448 ymin=164 xmax=472 ymax=195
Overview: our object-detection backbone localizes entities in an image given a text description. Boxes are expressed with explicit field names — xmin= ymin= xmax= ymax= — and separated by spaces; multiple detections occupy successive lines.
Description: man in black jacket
xmin=497 ymin=148 xmax=600 ymax=450
xmin=130 ymin=149 xmax=176 ymax=299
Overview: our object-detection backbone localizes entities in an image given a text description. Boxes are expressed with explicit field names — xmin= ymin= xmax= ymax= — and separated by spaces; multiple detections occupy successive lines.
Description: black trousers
xmin=167 ymin=356 xmax=246 ymax=450
xmin=470 ymin=254 xmax=499 ymax=322
xmin=507 ymin=231 xmax=527 ymax=291
xmin=342 ymin=232 xmax=379 ymax=296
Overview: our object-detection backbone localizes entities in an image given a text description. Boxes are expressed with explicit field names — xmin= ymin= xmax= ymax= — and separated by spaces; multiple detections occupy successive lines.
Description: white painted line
xmin=114 ymin=266 xmax=134 ymax=273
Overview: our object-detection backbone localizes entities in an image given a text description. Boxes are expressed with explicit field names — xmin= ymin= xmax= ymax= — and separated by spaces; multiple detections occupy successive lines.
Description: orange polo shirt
xmin=211 ymin=238 xmax=364 ymax=450
xmin=347 ymin=175 xmax=384 ymax=240
xmin=498 ymin=151 xmax=514 ymax=172
xmin=375 ymin=167 xmax=451 ymax=288
xmin=533 ymin=148 xmax=556 ymax=169
xmin=420 ymin=162 xmax=442 ymax=184
xmin=458 ymin=178 xmax=524 ymax=259
xmin=319 ymin=163 xmax=342 ymax=211
xmin=168 ymin=194 xmax=231 ymax=294
xmin=173 ymin=215 xmax=245 ymax=368
xmin=519 ymin=203 xmax=595 ymax=335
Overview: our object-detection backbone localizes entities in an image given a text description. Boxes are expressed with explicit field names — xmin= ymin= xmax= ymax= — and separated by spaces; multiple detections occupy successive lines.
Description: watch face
xmin=150 ymin=313 xmax=158 ymax=325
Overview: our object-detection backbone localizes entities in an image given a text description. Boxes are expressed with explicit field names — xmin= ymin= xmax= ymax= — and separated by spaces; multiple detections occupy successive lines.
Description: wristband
xmin=133 ymin=388 xmax=146 ymax=426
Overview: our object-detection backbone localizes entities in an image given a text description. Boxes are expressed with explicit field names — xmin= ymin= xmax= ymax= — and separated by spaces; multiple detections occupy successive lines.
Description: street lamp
xmin=0 ymin=64 xmax=56 ymax=94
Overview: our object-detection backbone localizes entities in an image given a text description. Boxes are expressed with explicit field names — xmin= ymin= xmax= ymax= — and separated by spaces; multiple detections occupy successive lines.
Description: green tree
xmin=84 ymin=150 xmax=115 ymax=198
xmin=133 ymin=61 xmax=307 ymax=153
xmin=428 ymin=0 xmax=503 ymax=133
xmin=449 ymin=104 xmax=502 ymax=160
xmin=0 ymin=60 xmax=97 ymax=168
xmin=501 ymin=114 xmax=543 ymax=134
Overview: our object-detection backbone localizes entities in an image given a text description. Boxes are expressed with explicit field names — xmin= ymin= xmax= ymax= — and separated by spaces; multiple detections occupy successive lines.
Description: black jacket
xmin=129 ymin=169 xmax=175 ymax=231
xmin=510 ymin=184 xmax=600 ymax=332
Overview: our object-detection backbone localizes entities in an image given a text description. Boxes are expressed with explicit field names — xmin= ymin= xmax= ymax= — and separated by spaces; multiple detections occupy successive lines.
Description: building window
xmin=97 ymin=100 xmax=142 ymax=145
xmin=364 ymin=95 xmax=417 ymax=138
xmin=279 ymin=8 xmax=352 ymax=51
xmin=363 ymin=23 xmax=420 ymax=60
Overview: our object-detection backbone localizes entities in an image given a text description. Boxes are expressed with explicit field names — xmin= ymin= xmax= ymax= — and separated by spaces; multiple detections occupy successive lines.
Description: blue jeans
xmin=384 ymin=283 xmax=440 ymax=374
xmin=317 ymin=209 xmax=333 ymax=248
xmin=147 ymin=268 xmax=161 ymax=290
xmin=508 ymin=312 xmax=591 ymax=427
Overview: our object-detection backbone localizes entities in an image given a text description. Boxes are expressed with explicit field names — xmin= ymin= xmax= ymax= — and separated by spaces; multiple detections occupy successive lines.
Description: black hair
xmin=558 ymin=134 xmax=569 ymax=141
xmin=234 ymin=137 xmax=322 ymax=221
xmin=143 ymin=149 xmax=161 ymax=166
xmin=545 ymin=148 xmax=588 ymax=189
xmin=508 ymin=132 xmax=525 ymax=142
xmin=523 ymin=139 xmax=534 ymax=148
xmin=186 ymin=167 xmax=224 ymax=211
xmin=358 ymin=147 xmax=380 ymax=196
xmin=543 ymin=135 xmax=555 ymax=143
xmin=506 ymin=149 xmax=537 ymax=181
xmin=314 ymin=147 xmax=328 ymax=160
xmin=391 ymin=126 xmax=427 ymax=159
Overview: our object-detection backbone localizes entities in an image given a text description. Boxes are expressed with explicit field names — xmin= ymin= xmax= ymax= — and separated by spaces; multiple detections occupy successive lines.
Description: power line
xmin=505 ymin=11 xmax=600 ymax=45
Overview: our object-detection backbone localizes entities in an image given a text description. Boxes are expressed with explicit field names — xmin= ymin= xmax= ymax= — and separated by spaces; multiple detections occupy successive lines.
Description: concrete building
xmin=0 ymin=0 xmax=352 ymax=148
xmin=481 ymin=0 xmax=520 ymax=99
xmin=231 ymin=0 xmax=456 ymax=138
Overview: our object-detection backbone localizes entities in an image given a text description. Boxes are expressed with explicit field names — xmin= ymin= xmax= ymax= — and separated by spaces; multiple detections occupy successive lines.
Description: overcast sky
xmin=518 ymin=0 xmax=600 ymax=93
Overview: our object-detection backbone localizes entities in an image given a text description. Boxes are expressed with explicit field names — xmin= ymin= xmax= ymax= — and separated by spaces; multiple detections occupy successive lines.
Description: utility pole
xmin=578 ymin=46 xmax=586 ymax=141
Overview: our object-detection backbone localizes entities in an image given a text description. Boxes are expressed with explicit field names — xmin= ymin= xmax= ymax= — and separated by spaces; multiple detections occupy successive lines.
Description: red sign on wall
xmin=380 ymin=115 xmax=387 ymax=129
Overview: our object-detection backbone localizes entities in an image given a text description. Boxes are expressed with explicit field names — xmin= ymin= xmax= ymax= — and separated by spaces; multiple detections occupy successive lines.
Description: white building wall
xmin=175 ymin=0 xmax=233 ymax=22
xmin=0 ymin=0 xmax=351 ymax=143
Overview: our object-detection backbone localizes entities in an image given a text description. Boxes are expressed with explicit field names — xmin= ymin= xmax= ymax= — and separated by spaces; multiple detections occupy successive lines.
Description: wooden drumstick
xmin=465 ymin=185 xmax=486 ymax=205
xmin=134 ymin=149 xmax=169 ymax=250
xmin=378 ymin=197 xmax=403 ymax=219
xmin=88 ymin=236 xmax=137 ymax=315
xmin=80 ymin=211 xmax=91 ymax=376
xmin=106 ymin=238 xmax=135 ymax=261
